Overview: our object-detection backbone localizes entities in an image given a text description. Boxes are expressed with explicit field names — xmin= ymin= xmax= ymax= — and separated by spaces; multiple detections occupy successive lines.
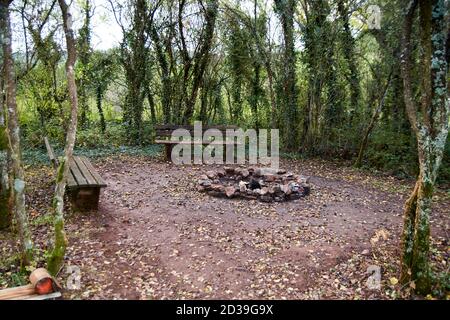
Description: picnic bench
xmin=44 ymin=137 xmax=107 ymax=211
xmin=155 ymin=124 xmax=241 ymax=161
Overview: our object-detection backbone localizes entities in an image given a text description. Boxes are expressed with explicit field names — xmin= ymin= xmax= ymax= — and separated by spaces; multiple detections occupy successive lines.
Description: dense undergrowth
xmin=18 ymin=120 xmax=450 ymax=186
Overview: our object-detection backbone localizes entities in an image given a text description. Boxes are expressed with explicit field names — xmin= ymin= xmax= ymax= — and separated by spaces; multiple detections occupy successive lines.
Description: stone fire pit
xmin=197 ymin=166 xmax=310 ymax=202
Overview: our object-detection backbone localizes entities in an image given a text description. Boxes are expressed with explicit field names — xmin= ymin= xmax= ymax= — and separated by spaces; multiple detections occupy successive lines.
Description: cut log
xmin=0 ymin=268 xmax=60 ymax=300
xmin=30 ymin=268 xmax=55 ymax=294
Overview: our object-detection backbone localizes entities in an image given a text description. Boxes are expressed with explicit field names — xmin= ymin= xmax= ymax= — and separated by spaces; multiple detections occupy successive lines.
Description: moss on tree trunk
xmin=400 ymin=175 xmax=433 ymax=293
xmin=399 ymin=0 xmax=448 ymax=295
xmin=47 ymin=216 xmax=67 ymax=275
xmin=47 ymin=0 xmax=79 ymax=276
xmin=1 ymin=0 xmax=33 ymax=265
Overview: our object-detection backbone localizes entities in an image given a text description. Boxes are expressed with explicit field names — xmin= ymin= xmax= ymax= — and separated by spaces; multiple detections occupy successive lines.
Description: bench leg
xmin=164 ymin=144 xmax=173 ymax=161
xmin=69 ymin=187 xmax=101 ymax=212
xmin=224 ymin=144 xmax=238 ymax=164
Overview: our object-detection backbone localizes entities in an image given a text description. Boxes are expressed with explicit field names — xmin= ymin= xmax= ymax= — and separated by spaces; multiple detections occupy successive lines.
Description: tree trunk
xmin=275 ymin=0 xmax=299 ymax=151
xmin=199 ymin=83 xmax=208 ymax=122
xmin=181 ymin=0 xmax=219 ymax=123
xmin=399 ymin=0 xmax=449 ymax=294
xmin=266 ymin=62 xmax=277 ymax=129
xmin=146 ymin=87 xmax=157 ymax=125
xmin=78 ymin=0 xmax=92 ymax=128
xmin=121 ymin=0 xmax=147 ymax=143
xmin=0 ymin=61 xmax=9 ymax=229
xmin=0 ymin=75 xmax=10 ymax=230
xmin=400 ymin=140 xmax=436 ymax=293
xmin=0 ymin=0 xmax=33 ymax=265
xmin=48 ymin=0 xmax=79 ymax=275
xmin=355 ymin=73 xmax=392 ymax=167
xmin=0 ymin=164 xmax=10 ymax=230
xmin=337 ymin=0 xmax=360 ymax=121
xmin=250 ymin=62 xmax=260 ymax=131
xmin=149 ymin=25 xmax=171 ymax=124
xmin=96 ymin=86 xmax=106 ymax=133
xmin=79 ymin=88 xmax=87 ymax=128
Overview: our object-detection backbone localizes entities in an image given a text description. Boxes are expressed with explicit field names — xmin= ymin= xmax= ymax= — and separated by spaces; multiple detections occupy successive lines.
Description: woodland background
xmin=0 ymin=0 xmax=449 ymax=298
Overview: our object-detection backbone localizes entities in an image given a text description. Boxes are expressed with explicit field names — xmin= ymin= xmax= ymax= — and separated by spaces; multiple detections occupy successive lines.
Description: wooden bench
xmin=155 ymin=124 xmax=241 ymax=161
xmin=44 ymin=137 xmax=107 ymax=211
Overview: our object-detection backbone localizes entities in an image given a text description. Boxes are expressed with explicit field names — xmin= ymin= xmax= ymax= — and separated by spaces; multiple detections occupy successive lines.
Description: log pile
xmin=0 ymin=268 xmax=61 ymax=300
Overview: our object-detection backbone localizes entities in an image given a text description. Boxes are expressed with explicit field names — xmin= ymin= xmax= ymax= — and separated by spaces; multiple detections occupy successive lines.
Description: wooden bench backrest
xmin=155 ymin=125 xmax=239 ymax=138
xmin=44 ymin=137 xmax=58 ymax=169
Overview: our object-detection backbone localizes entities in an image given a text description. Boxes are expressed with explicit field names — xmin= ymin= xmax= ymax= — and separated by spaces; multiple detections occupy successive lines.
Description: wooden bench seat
xmin=67 ymin=156 xmax=107 ymax=190
xmin=44 ymin=137 xmax=107 ymax=211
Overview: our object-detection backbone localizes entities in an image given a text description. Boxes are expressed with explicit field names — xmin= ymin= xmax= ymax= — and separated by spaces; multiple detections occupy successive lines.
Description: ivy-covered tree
xmin=274 ymin=0 xmax=299 ymax=151
xmin=77 ymin=0 xmax=92 ymax=128
xmin=89 ymin=50 xmax=118 ymax=133
xmin=399 ymin=0 xmax=449 ymax=294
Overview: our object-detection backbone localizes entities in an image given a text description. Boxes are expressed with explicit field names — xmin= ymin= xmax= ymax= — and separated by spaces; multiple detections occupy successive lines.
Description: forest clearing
xmin=2 ymin=153 xmax=448 ymax=300
xmin=0 ymin=0 xmax=449 ymax=304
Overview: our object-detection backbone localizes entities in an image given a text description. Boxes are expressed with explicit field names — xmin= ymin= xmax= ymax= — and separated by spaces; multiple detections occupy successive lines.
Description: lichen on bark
xmin=0 ymin=126 xmax=9 ymax=229
xmin=399 ymin=0 xmax=449 ymax=294
xmin=0 ymin=0 xmax=33 ymax=265
xmin=47 ymin=0 xmax=79 ymax=276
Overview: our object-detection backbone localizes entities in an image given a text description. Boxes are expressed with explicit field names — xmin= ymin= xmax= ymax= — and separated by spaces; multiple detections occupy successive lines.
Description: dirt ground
xmin=1 ymin=154 xmax=448 ymax=299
